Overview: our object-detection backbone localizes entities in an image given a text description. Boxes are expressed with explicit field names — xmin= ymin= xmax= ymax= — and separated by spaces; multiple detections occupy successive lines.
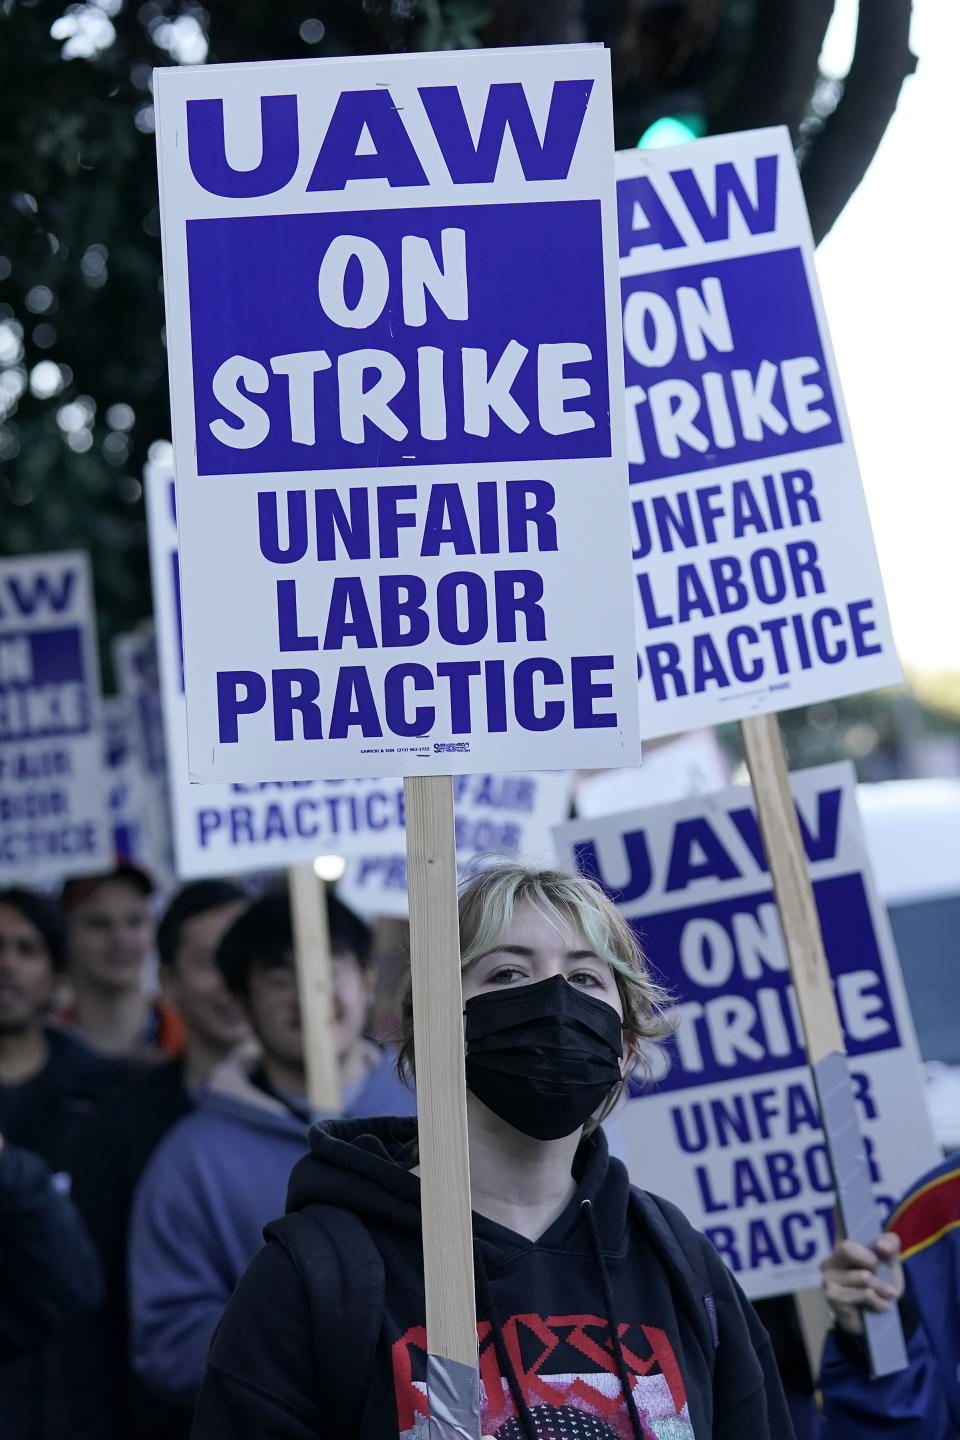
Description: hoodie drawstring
xmin=474 ymin=1244 xmax=541 ymax=1440
xmin=472 ymin=1204 xmax=645 ymax=1440
xmin=581 ymin=1199 xmax=645 ymax=1440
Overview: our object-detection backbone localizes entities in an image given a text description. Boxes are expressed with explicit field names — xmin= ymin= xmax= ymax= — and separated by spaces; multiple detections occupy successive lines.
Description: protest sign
xmin=618 ymin=129 xmax=901 ymax=736
xmin=103 ymin=694 xmax=149 ymax=863
xmin=113 ymin=623 xmax=167 ymax=789
xmin=154 ymin=45 xmax=639 ymax=783
xmin=112 ymin=623 xmax=174 ymax=884
xmin=575 ymin=728 xmax=729 ymax=818
xmin=339 ymin=768 xmax=571 ymax=917
xmin=0 ymin=551 xmax=111 ymax=884
xmin=554 ymin=762 xmax=938 ymax=1300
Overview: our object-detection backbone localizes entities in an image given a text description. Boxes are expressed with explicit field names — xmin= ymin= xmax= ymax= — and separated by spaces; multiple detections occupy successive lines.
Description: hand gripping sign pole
xmin=404 ymin=775 xmax=481 ymax=1436
xmin=289 ymin=864 xmax=341 ymax=1115
xmin=740 ymin=713 xmax=906 ymax=1377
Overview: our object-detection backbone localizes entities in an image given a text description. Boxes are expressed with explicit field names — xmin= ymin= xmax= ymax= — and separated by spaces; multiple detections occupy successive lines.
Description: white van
xmin=858 ymin=778 xmax=960 ymax=1149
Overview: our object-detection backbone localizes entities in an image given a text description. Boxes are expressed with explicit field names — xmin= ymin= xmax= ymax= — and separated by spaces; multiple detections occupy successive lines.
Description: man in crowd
xmin=129 ymin=885 xmax=414 ymax=1407
xmin=0 ymin=887 xmax=125 ymax=1437
xmin=61 ymin=862 xmax=178 ymax=1059
xmin=0 ymin=886 xmax=123 ymax=1180
xmin=819 ymin=1152 xmax=960 ymax=1436
xmin=70 ymin=879 xmax=250 ymax=1440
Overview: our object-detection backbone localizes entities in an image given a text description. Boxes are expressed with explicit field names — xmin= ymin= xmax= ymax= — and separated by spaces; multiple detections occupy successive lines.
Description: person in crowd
xmin=0 ymin=886 xmax=124 ymax=1177
xmin=819 ymin=1151 xmax=960 ymax=1436
xmin=69 ymin=879 xmax=250 ymax=1440
xmin=129 ymin=884 xmax=415 ymax=1408
xmin=0 ymin=887 xmax=124 ymax=1439
xmin=1 ymin=1131 xmax=104 ymax=1440
xmin=191 ymin=863 xmax=793 ymax=1440
xmin=61 ymin=862 xmax=179 ymax=1059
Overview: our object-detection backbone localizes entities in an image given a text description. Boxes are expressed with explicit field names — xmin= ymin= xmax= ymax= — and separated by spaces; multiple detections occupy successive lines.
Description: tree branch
xmin=709 ymin=0 xmax=835 ymax=139
xmin=801 ymin=0 xmax=917 ymax=245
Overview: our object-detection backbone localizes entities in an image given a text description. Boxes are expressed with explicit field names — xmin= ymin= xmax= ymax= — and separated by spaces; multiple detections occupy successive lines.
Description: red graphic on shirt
xmin=392 ymin=1312 xmax=689 ymax=1434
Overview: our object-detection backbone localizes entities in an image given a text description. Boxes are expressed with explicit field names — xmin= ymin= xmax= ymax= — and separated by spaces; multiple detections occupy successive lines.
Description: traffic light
xmin=637 ymin=112 xmax=707 ymax=148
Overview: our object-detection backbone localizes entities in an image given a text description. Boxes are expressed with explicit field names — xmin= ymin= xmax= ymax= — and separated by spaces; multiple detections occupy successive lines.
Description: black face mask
xmin=464 ymin=974 xmax=624 ymax=1141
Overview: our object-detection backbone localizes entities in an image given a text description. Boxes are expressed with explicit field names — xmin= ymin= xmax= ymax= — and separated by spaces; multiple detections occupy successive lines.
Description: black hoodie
xmin=193 ymin=1117 xmax=794 ymax=1440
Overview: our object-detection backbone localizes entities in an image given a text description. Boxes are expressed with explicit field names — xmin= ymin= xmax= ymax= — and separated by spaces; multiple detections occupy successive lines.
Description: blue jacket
xmin=128 ymin=1048 xmax=415 ymax=1406
xmin=820 ymin=1153 xmax=960 ymax=1438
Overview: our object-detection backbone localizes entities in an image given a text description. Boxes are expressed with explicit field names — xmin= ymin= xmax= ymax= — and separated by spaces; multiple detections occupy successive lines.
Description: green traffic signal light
xmin=637 ymin=113 xmax=707 ymax=149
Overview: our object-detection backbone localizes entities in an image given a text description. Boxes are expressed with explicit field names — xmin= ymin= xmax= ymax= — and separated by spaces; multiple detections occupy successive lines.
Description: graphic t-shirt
xmin=384 ymin=1202 xmax=696 ymax=1440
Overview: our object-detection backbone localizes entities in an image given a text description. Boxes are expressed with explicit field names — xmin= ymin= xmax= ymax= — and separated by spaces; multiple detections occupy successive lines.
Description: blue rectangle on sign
xmin=633 ymin=873 xmax=899 ymax=1095
xmin=624 ymin=249 xmax=841 ymax=482
xmin=0 ymin=627 xmax=89 ymax=740
xmin=188 ymin=201 xmax=611 ymax=475
xmin=0 ymin=628 xmax=84 ymax=688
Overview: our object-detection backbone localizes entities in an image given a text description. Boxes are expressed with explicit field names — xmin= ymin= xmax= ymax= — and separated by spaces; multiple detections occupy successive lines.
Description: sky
xmin=816 ymin=0 xmax=958 ymax=671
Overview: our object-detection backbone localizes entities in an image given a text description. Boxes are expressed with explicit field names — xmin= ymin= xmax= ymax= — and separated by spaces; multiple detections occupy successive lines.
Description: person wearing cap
xmin=128 ymin=884 xmax=416 ymax=1410
xmin=61 ymin=862 xmax=183 ymax=1060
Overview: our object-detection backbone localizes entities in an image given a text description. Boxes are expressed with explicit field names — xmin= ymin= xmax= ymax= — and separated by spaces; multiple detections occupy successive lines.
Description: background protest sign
xmin=112 ymin=622 xmax=174 ymax=884
xmin=339 ymin=768 xmax=572 ymax=917
xmin=618 ymin=129 xmax=901 ymax=736
xmin=553 ymin=762 xmax=938 ymax=1299
xmin=154 ymin=45 xmax=640 ymax=783
xmin=103 ymin=694 xmax=151 ymax=866
xmin=0 ymin=550 xmax=111 ymax=884
xmin=575 ymin=728 xmax=729 ymax=818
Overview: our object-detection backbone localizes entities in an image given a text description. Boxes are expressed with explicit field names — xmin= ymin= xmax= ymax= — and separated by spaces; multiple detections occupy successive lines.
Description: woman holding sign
xmin=191 ymin=863 xmax=792 ymax=1440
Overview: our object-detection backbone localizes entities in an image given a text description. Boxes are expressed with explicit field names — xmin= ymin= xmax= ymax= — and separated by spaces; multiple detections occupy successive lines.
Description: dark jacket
xmin=0 ymin=1028 xmax=125 ymax=1440
xmin=68 ymin=1058 xmax=195 ymax=1440
xmin=0 ymin=1143 xmax=103 ymax=1439
xmin=192 ymin=1117 xmax=794 ymax=1440
xmin=0 ymin=1028 xmax=127 ymax=1178
xmin=0 ymin=1142 xmax=102 ymax=1359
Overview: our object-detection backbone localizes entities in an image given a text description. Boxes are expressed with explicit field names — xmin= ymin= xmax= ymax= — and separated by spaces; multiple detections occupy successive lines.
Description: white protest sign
xmin=112 ymin=623 xmax=174 ymax=884
xmin=103 ymin=694 xmax=147 ymax=863
xmin=0 ymin=551 xmax=111 ymax=884
xmin=554 ymin=762 xmax=938 ymax=1299
xmin=339 ymin=768 xmax=572 ymax=918
xmin=155 ymin=46 xmax=640 ymax=783
xmin=576 ymin=728 xmax=729 ymax=818
xmin=618 ymin=130 xmax=901 ymax=735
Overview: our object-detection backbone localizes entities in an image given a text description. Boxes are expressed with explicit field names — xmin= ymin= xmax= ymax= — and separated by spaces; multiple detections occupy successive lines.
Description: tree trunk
xmin=801 ymin=0 xmax=917 ymax=245
xmin=709 ymin=0 xmax=835 ymax=139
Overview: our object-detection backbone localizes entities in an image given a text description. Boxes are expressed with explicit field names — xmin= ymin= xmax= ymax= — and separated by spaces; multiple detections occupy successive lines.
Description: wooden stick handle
xmin=740 ymin=713 xmax=843 ymax=1063
xmin=404 ymin=775 xmax=477 ymax=1369
xmin=741 ymin=714 xmax=906 ymax=1376
xmin=289 ymin=863 xmax=340 ymax=1114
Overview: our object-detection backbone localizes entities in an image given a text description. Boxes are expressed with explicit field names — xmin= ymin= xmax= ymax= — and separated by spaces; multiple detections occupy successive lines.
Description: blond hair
xmin=397 ymin=860 xmax=674 ymax=1128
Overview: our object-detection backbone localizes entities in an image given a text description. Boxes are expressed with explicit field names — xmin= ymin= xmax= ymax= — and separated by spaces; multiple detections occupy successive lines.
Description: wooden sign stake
xmin=289 ymin=863 xmax=340 ymax=1114
xmin=741 ymin=713 xmax=906 ymax=1377
xmin=404 ymin=774 xmax=480 ymax=1436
